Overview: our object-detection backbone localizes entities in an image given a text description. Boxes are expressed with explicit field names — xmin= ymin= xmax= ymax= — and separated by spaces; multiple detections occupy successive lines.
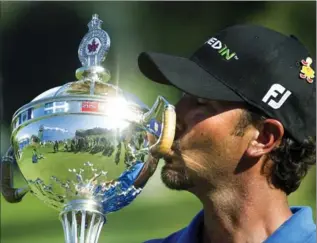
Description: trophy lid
xmin=76 ymin=14 xmax=111 ymax=82
xmin=78 ymin=14 xmax=110 ymax=68
xmin=11 ymin=14 xmax=148 ymax=132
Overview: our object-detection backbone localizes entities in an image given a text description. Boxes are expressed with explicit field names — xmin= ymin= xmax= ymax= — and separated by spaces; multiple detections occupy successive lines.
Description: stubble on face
xmin=160 ymin=128 xmax=217 ymax=191
xmin=161 ymin=140 xmax=196 ymax=190
xmin=161 ymin=166 xmax=194 ymax=190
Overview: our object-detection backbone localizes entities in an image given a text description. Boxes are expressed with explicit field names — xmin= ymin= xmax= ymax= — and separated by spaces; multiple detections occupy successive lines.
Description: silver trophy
xmin=1 ymin=14 xmax=176 ymax=243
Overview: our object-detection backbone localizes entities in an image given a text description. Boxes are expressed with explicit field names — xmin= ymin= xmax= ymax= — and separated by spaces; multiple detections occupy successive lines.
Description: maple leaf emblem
xmin=87 ymin=39 xmax=99 ymax=53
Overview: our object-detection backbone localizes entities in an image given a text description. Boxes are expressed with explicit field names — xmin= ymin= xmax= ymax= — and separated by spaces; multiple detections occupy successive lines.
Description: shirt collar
xmin=176 ymin=207 xmax=315 ymax=243
xmin=264 ymin=206 xmax=316 ymax=243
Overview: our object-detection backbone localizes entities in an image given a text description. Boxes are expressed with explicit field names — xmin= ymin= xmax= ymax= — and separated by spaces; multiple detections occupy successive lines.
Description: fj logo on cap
xmin=299 ymin=57 xmax=315 ymax=83
xmin=262 ymin=84 xmax=292 ymax=109
xmin=206 ymin=37 xmax=238 ymax=61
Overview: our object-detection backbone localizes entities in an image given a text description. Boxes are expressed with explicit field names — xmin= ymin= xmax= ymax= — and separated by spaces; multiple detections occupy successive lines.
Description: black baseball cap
xmin=138 ymin=24 xmax=316 ymax=144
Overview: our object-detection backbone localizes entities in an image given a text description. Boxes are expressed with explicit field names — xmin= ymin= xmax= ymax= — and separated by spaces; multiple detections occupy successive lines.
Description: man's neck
xmin=195 ymin=180 xmax=292 ymax=243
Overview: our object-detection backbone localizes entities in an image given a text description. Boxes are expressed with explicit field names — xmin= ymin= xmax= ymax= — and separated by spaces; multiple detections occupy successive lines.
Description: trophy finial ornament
xmin=1 ymin=13 xmax=176 ymax=243
xmin=88 ymin=14 xmax=103 ymax=30
xmin=77 ymin=14 xmax=111 ymax=82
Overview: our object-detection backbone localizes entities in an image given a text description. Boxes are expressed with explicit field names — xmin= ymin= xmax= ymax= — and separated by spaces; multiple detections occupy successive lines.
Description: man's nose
xmin=174 ymin=116 xmax=186 ymax=140
xmin=174 ymin=105 xmax=188 ymax=140
xmin=174 ymin=96 xmax=191 ymax=140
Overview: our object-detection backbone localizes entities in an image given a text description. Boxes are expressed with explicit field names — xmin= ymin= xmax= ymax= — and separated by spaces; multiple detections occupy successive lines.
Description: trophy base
xmin=60 ymin=199 xmax=105 ymax=243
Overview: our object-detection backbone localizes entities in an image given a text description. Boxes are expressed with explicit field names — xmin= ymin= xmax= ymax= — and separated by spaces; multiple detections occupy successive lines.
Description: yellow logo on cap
xmin=300 ymin=57 xmax=315 ymax=83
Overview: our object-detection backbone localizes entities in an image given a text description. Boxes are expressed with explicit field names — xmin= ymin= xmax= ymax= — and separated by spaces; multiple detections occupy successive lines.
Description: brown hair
xmin=235 ymin=109 xmax=316 ymax=195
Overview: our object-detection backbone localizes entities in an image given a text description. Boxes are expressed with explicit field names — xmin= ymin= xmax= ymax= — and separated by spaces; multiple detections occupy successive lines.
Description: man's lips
xmin=162 ymin=143 xmax=180 ymax=164
xmin=162 ymin=154 xmax=184 ymax=169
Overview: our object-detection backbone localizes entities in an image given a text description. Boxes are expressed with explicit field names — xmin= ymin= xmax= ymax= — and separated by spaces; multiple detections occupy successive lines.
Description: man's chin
xmin=161 ymin=165 xmax=194 ymax=191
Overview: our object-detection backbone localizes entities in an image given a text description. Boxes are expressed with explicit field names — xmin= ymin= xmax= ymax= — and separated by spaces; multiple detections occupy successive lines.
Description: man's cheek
xmin=184 ymin=125 xmax=212 ymax=149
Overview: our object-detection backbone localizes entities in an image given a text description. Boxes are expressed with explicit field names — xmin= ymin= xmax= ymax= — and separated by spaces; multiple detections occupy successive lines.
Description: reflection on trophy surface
xmin=1 ymin=14 xmax=176 ymax=243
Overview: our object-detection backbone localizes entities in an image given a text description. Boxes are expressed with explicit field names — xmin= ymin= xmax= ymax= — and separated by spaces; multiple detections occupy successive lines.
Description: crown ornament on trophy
xmin=1 ymin=14 xmax=176 ymax=243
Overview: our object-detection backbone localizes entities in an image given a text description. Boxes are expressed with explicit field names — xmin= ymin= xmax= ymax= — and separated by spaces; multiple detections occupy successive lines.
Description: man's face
xmin=161 ymin=94 xmax=256 ymax=192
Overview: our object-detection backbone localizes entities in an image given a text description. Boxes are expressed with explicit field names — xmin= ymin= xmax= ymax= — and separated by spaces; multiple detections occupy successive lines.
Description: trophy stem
xmin=59 ymin=200 xmax=105 ymax=243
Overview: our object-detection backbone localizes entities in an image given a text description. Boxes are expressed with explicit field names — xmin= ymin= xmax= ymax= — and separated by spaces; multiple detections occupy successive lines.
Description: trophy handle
xmin=142 ymin=96 xmax=176 ymax=157
xmin=132 ymin=97 xmax=175 ymax=188
xmin=0 ymin=146 xmax=29 ymax=203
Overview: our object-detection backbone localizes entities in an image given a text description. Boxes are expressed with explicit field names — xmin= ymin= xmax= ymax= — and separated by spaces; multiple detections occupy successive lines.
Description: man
xmin=137 ymin=24 xmax=316 ymax=243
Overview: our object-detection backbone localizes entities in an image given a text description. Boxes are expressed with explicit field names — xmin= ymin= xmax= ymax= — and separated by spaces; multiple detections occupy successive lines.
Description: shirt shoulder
xmin=264 ymin=206 xmax=316 ymax=243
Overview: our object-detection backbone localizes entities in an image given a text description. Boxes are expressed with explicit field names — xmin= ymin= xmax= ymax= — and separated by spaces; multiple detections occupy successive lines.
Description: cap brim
xmin=138 ymin=52 xmax=243 ymax=102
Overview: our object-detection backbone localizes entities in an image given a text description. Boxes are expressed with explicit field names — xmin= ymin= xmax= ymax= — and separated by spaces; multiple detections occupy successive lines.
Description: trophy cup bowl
xmin=1 ymin=14 xmax=176 ymax=243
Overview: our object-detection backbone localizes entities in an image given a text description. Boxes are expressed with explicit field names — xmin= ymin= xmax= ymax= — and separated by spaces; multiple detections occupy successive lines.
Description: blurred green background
xmin=0 ymin=2 xmax=315 ymax=243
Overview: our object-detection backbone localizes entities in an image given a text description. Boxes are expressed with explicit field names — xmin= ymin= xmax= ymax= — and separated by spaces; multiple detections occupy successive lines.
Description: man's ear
xmin=246 ymin=119 xmax=284 ymax=157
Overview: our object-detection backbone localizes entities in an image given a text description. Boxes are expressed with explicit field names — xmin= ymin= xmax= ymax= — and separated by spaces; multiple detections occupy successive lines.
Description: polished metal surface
xmin=12 ymin=110 xmax=147 ymax=211
xmin=10 ymin=81 xmax=172 ymax=213
xmin=2 ymin=13 xmax=176 ymax=243
xmin=60 ymin=199 xmax=105 ymax=243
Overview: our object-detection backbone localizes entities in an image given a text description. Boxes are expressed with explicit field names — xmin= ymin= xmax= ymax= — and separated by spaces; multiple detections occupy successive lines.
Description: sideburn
xmin=231 ymin=109 xmax=264 ymax=137
xmin=231 ymin=110 xmax=252 ymax=137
